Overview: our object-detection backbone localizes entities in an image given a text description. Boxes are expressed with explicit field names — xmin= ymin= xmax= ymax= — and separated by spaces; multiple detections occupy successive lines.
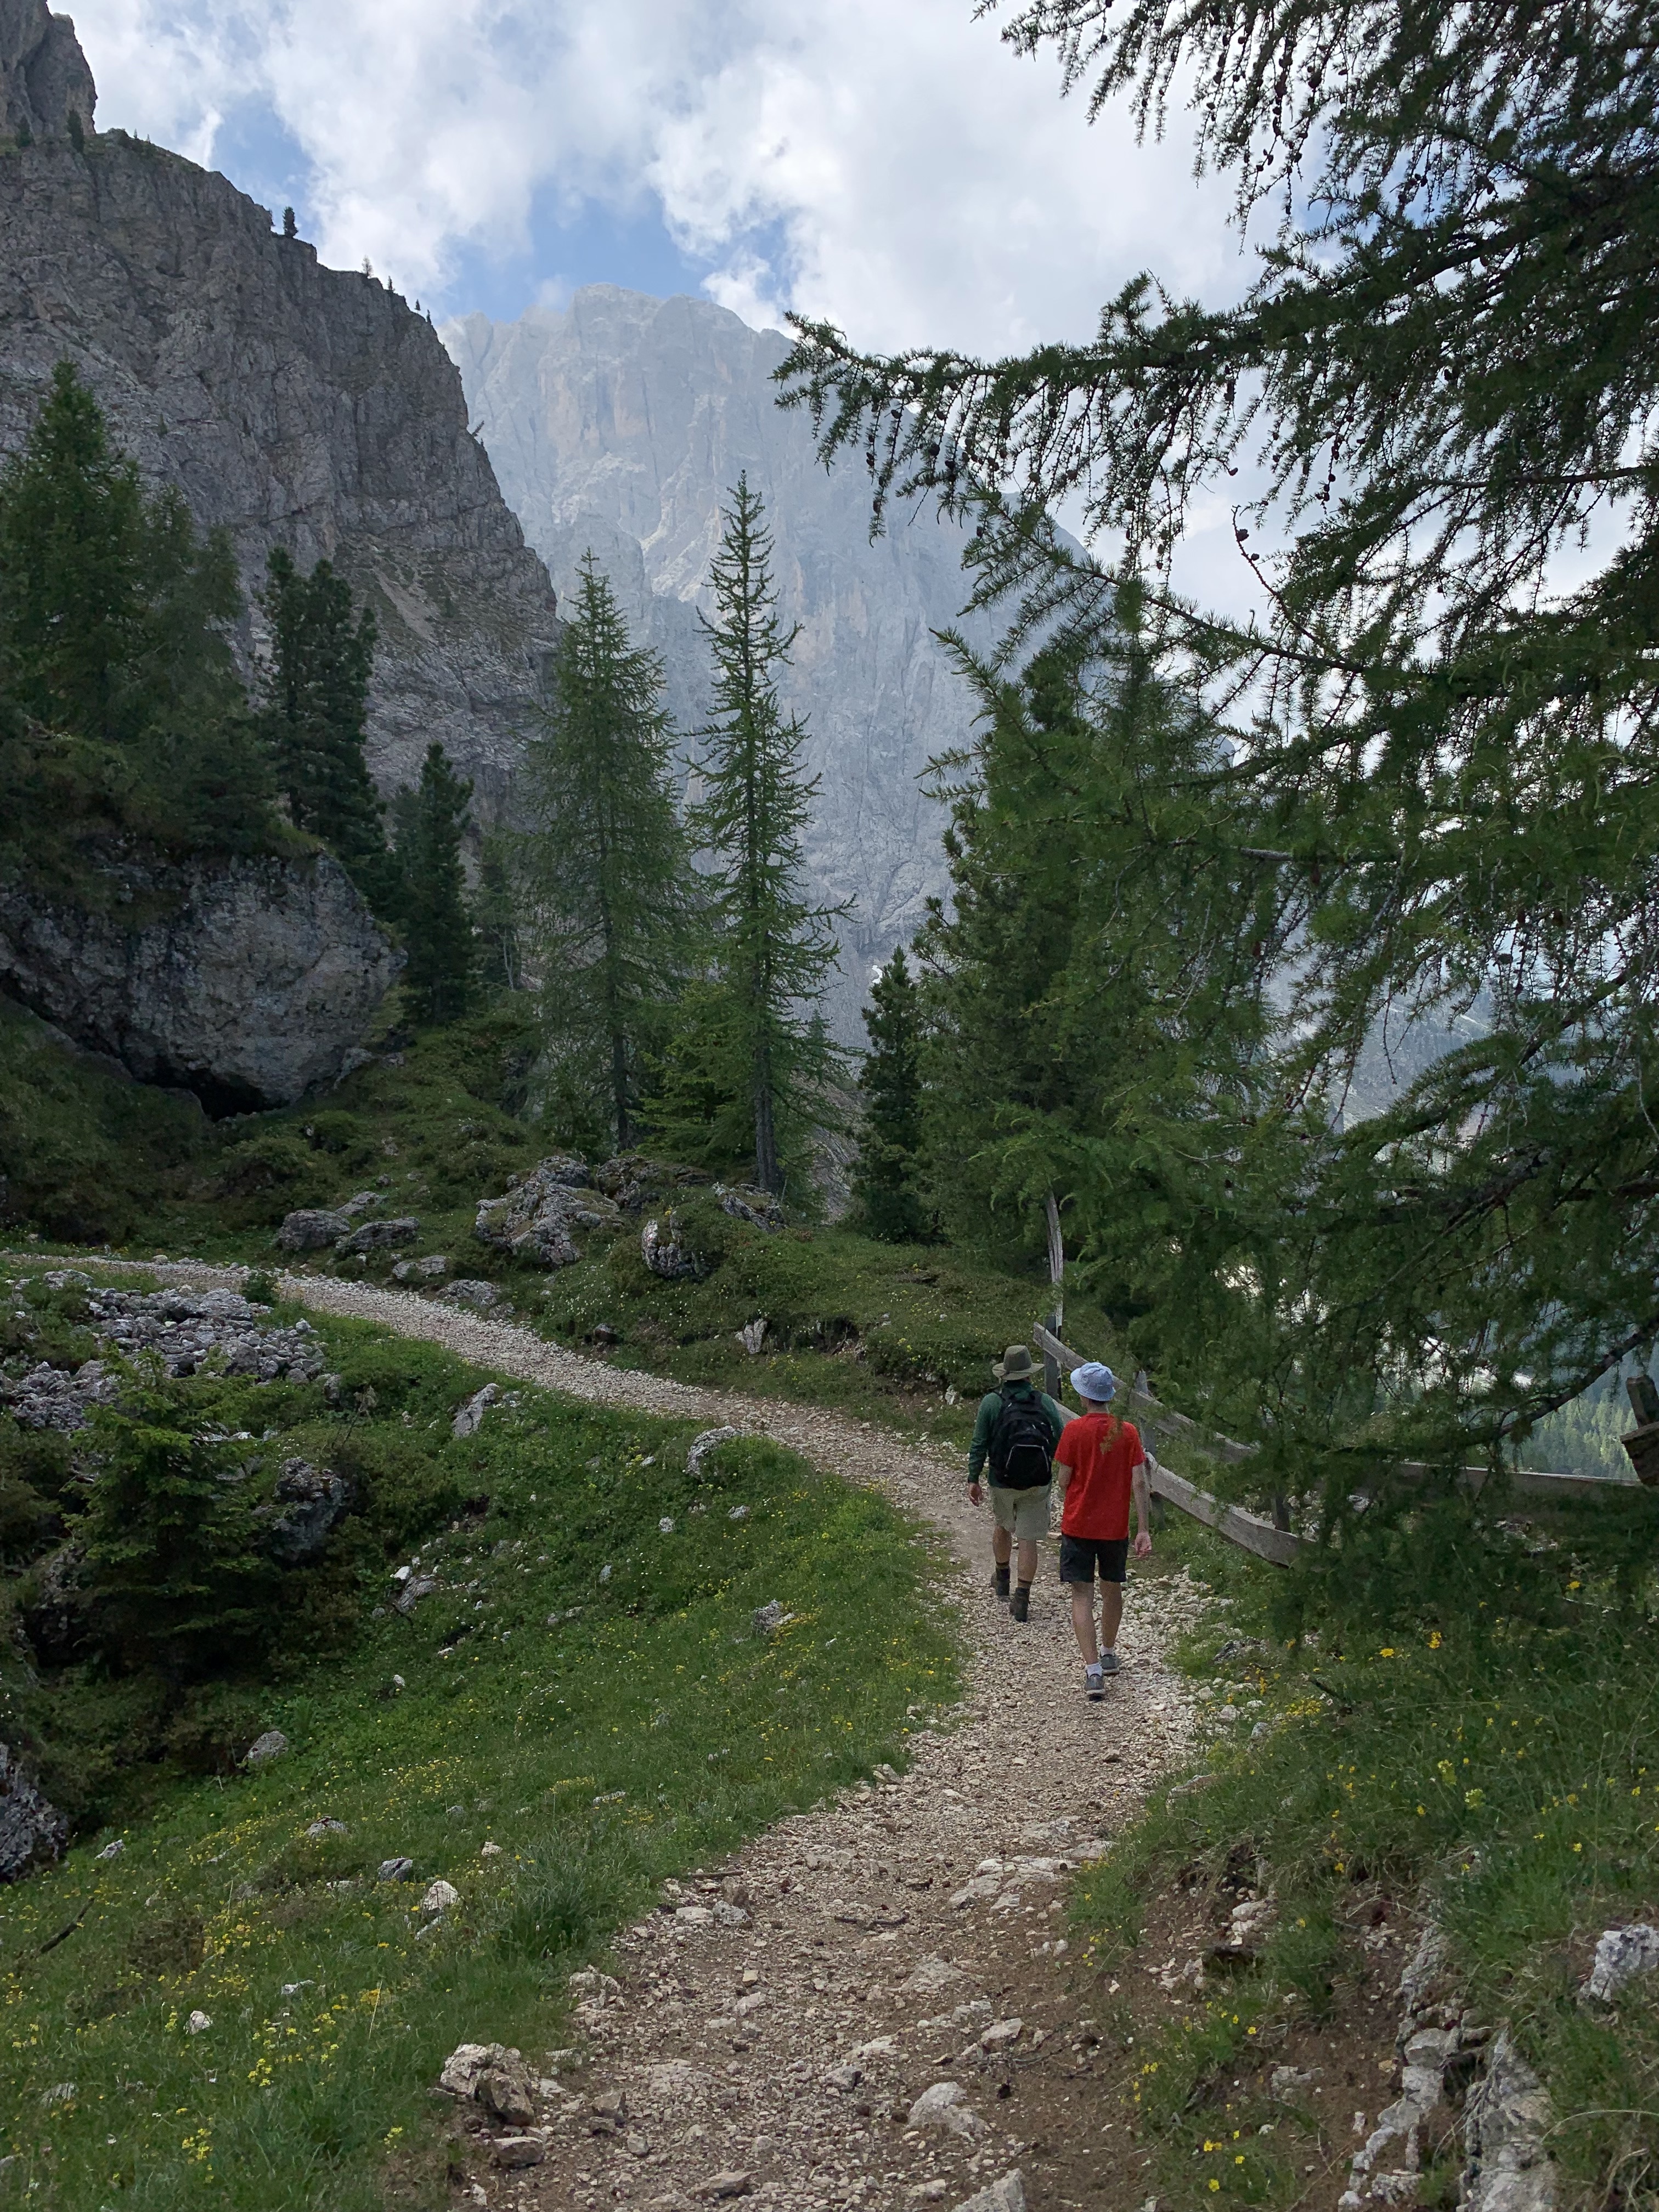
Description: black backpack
xmin=988 ymin=1386 xmax=1055 ymax=1489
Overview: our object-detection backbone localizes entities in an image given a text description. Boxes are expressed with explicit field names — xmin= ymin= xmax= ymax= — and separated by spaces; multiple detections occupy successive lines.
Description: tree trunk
xmin=612 ymin=1028 xmax=632 ymax=1153
xmin=753 ymin=1047 xmax=780 ymax=1194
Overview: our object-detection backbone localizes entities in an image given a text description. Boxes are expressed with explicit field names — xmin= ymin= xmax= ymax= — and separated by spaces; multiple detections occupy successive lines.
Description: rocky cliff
xmin=0 ymin=849 xmax=400 ymax=1111
xmin=0 ymin=3 xmax=558 ymax=817
xmin=444 ymin=287 xmax=990 ymax=1035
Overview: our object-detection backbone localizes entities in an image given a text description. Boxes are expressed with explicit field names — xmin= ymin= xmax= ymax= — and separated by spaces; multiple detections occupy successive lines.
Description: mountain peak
xmin=1 ymin=0 xmax=95 ymax=141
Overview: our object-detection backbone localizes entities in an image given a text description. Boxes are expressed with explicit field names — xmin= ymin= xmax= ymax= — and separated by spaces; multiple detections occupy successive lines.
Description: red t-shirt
xmin=1054 ymin=1412 xmax=1146 ymax=1539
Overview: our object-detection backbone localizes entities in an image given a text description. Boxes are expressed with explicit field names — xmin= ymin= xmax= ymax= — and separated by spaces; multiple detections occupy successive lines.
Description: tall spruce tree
xmin=257 ymin=548 xmax=388 ymax=904
xmin=670 ymin=475 xmax=844 ymax=1195
xmin=521 ymin=553 xmax=693 ymax=1152
xmin=853 ymin=943 xmax=929 ymax=1242
xmin=782 ymin=1 xmax=1659 ymax=1501
xmin=393 ymin=741 xmax=475 ymax=1025
xmin=0 ymin=361 xmax=269 ymax=871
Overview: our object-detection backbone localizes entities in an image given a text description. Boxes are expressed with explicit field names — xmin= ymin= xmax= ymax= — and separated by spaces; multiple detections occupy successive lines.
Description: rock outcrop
xmin=0 ymin=0 xmax=92 ymax=142
xmin=444 ymin=286 xmax=996 ymax=1035
xmin=0 ymin=1740 xmax=66 ymax=1882
xmin=0 ymin=2 xmax=559 ymax=815
xmin=0 ymin=849 xmax=398 ymax=1109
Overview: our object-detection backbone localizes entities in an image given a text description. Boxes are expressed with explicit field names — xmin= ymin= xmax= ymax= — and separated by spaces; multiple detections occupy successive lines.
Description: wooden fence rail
xmin=1029 ymin=1322 xmax=1646 ymax=1568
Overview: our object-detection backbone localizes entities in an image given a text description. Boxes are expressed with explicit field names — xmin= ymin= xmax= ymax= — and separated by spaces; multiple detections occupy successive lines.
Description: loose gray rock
xmin=477 ymin=2052 xmax=537 ymax=2126
xmin=953 ymin=2174 xmax=1026 ymax=2212
xmin=701 ymin=2174 xmax=753 ymax=2201
xmin=377 ymin=1857 xmax=415 ymax=1882
xmin=1581 ymin=1922 xmax=1659 ymax=2006
xmin=0 ymin=1742 xmax=67 ymax=1882
xmin=244 ymin=1730 xmax=288 ymax=1769
xmin=335 ymin=1217 xmax=419 ymax=1258
xmin=0 ymin=1359 xmax=118 ymax=1431
xmin=907 ymin=2081 xmax=986 ymax=2140
xmin=276 ymin=1209 xmax=350 ymax=1253
xmin=492 ymin=2136 xmax=546 ymax=2169
xmin=394 ymin=1575 xmax=440 ymax=1615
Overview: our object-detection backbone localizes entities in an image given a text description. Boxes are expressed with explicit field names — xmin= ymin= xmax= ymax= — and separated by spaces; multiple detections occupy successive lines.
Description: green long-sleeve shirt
xmin=968 ymin=1384 xmax=1071 ymax=1482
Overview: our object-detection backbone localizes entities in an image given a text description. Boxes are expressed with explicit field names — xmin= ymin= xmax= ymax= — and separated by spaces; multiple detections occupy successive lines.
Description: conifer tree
xmin=670 ymin=475 xmax=844 ymax=1195
xmin=474 ymin=830 xmax=522 ymax=993
xmin=854 ymin=943 xmax=929 ymax=1242
xmin=782 ymin=2 xmax=1659 ymax=1490
xmin=81 ymin=1378 xmax=278 ymax=1681
xmin=0 ymin=362 xmax=268 ymax=871
xmin=394 ymin=741 xmax=475 ymax=1025
xmin=520 ymin=553 xmax=693 ymax=1152
xmin=257 ymin=548 xmax=388 ymax=905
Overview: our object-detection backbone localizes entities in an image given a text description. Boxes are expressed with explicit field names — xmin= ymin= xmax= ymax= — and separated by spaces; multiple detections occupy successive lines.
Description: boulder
xmin=713 ymin=1183 xmax=784 ymax=1232
xmin=641 ymin=1211 xmax=705 ymax=1280
xmin=907 ymin=2081 xmax=986 ymax=2140
xmin=335 ymin=1217 xmax=419 ymax=1258
xmin=439 ymin=1279 xmax=509 ymax=1312
xmin=244 ymin=1730 xmax=288 ymax=1768
xmin=953 ymin=2175 xmax=1026 ymax=2212
xmin=0 ymin=850 xmax=399 ymax=1114
xmin=686 ymin=1428 xmax=741 ymax=1477
xmin=452 ymin=1383 xmax=501 ymax=1438
xmin=276 ymin=1209 xmax=349 ymax=1252
xmin=0 ymin=1742 xmax=66 ymax=1882
xmin=475 ymin=1157 xmax=620 ymax=1269
xmin=1581 ymin=1923 xmax=1659 ymax=2006
xmin=590 ymin=1152 xmax=709 ymax=1214
xmin=257 ymin=1460 xmax=353 ymax=1566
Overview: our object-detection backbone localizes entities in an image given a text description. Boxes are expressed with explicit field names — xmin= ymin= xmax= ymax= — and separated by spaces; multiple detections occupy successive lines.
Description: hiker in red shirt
xmin=1052 ymin=1361 xmax=1152 ymax=1701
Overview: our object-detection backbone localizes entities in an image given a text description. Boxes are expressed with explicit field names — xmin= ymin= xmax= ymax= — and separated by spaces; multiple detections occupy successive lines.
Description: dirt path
xmin=43 ymin=1261 xmax=1212 ymax=2212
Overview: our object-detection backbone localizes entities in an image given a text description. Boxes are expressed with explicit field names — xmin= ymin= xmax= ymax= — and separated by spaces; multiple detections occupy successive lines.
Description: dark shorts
xmin=1059 ymin=1534 xmax=1128 ymax=1585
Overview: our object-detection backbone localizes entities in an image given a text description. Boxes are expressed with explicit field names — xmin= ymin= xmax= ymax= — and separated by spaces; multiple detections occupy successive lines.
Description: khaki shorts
xmin=989 ymin=1482 xmax=1051 ymax=1542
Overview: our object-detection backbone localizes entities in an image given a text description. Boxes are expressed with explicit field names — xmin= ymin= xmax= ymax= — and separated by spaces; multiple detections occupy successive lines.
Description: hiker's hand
xmin=967 ymin=1481 xmax=983 ymax=1507
xmin=1133 ymin=1530 xmax=1153 ymax=1559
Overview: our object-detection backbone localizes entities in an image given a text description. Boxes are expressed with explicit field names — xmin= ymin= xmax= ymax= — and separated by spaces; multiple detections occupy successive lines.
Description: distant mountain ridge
xmin=444 ymin=285 xmax=990 ymax=1035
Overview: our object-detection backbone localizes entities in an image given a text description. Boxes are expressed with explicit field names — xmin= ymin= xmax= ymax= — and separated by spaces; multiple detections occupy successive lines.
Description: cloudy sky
xmin=67 ymin=0 xmax=1246 ymax=357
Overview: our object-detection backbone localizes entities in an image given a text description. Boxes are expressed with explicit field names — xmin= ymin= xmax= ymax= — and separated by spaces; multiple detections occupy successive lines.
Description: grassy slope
xmin=1070 ymin=1508 xmax=1659 ymax=2212
xmin=2 ymin=1000 xmax=1127 ymax=1451
xmin=0 ymin=1285 xmax=956 ymax=2212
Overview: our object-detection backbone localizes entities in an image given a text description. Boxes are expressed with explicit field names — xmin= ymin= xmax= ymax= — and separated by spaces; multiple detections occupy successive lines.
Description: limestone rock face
xmin=444 ymin=286 xmax=996 ymax=1035
xmin=0 ymin=0 xmax=94 ymax=143
xmin=0 ymin=849 xmax=399 ymax=1110
xmin=0 ymin=4 xmax=558 ymax=815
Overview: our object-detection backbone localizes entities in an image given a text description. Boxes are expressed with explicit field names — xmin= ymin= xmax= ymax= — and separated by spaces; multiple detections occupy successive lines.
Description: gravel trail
xmin=30 ymin=1260 xmax=1211 ymax=2211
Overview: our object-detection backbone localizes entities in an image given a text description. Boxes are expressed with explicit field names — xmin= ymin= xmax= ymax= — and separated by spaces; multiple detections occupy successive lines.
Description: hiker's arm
xmin=1132 ymin=1457 xmax=1153 ymax=1556
xmin=1052 ymin=1446 xmax=1075 ymax=1508
xmin=967 ymin=1397 xmax=995 ymax=1482
xmin=967 ymin=1396 xmax=992 ymax=1497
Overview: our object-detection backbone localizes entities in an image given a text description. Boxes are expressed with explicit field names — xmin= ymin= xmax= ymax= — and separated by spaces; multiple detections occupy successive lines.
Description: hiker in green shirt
xmin=966 ymin=1344 xmax=1071 ymax=1622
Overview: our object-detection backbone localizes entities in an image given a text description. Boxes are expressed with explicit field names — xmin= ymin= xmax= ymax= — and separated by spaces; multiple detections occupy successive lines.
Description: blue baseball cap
xmin=1070 ymin=1362 xmax=1117 ymax=1404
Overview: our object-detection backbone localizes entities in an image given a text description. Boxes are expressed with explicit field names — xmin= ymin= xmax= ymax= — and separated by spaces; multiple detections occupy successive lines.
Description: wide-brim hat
xmin=994 ymin=1344 xmax=1034 ymax=1382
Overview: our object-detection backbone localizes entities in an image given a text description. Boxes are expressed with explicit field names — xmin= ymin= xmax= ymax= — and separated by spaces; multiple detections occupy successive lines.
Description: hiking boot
xmin=1084 ymin=1663 xmax=1106 ymax=1701
xmin=1099 ymin=1649 xmax=1121 ymax=1675
xmin=1009 ymin=1584 xmax=1030 ymax=1623
xmin=992 ymin=1565 xmax=1010 ymax=1602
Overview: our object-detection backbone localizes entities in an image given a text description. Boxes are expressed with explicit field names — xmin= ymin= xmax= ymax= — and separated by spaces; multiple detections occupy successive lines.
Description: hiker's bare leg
xmin=1016 ymin=1536 xmax=1037 ymax=1588
xmin=1070 ymin=1583 xmax=1099 ymax=1666
xmin=1099 ymin=1578 xmax=1125 ymax=1652
xmin=992 ymin=1524 xmax=1012 ymax=1567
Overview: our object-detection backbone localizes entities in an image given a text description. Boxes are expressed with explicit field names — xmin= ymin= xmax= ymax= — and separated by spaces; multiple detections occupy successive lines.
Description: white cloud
xmin=67 ymin=0 xmax=1246 ymax=358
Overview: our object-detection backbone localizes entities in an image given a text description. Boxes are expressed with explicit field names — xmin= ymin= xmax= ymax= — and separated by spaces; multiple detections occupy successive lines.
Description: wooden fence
xmin=1029 ymin=1321 xmax=1647 ymax=1568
